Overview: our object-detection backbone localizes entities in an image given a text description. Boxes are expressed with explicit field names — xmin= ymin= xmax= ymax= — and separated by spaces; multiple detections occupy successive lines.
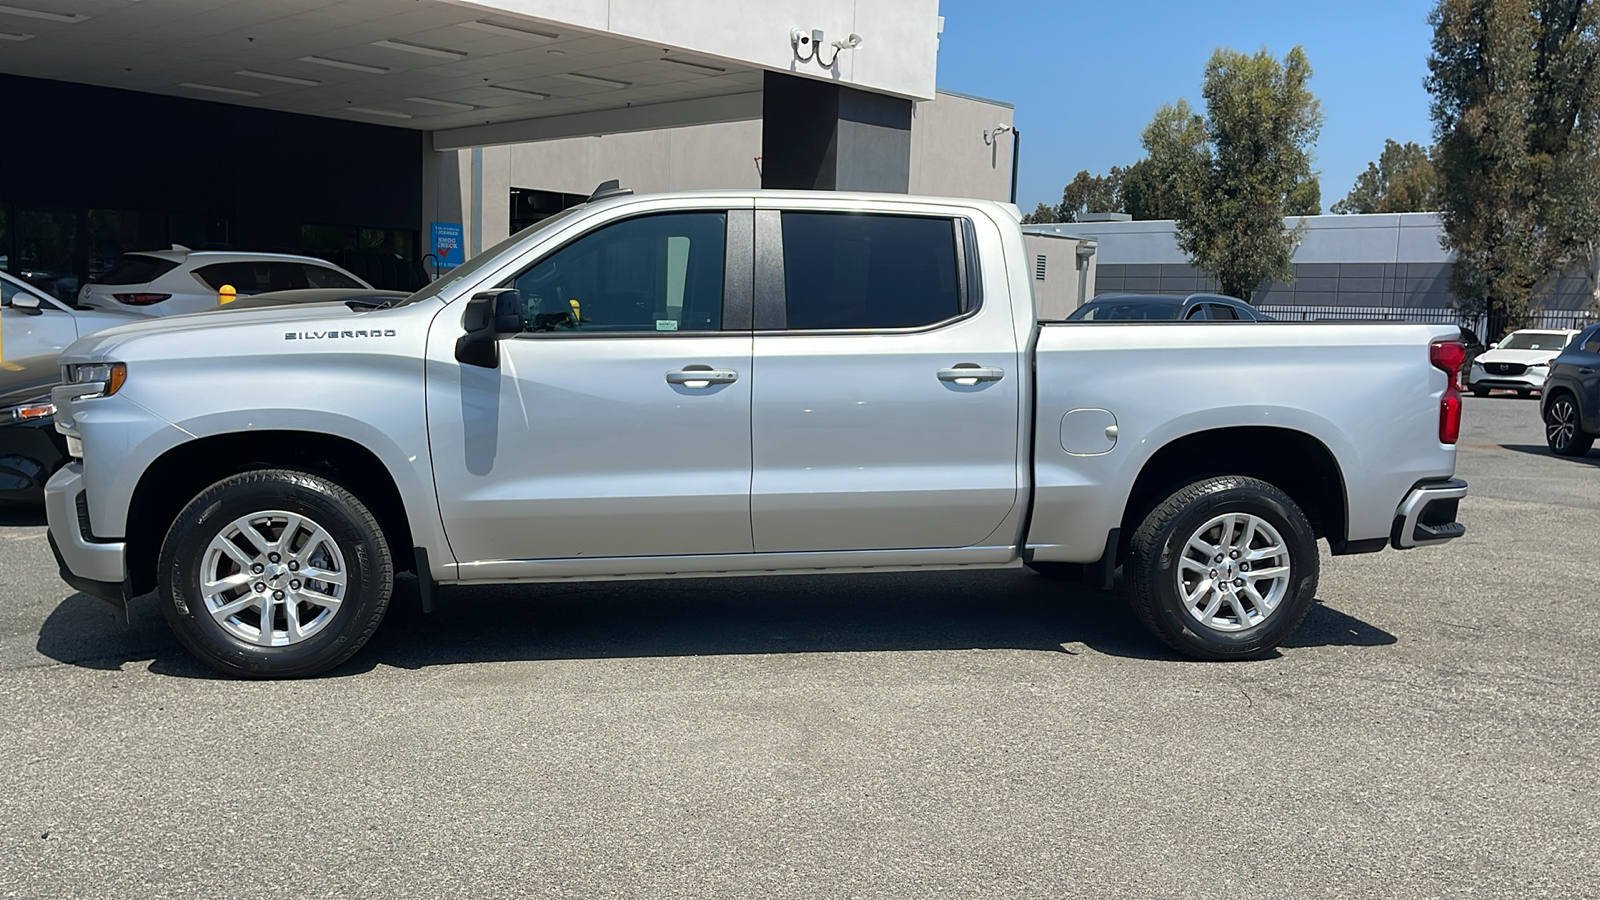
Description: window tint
xmin=780 ymin=213 xmax=961 ymax=330
xmin=91 ymin=255 xmax=178 ymax=286
xmin=1208 ymin=303 xmax=1239 ymax=320
xmin=1183 ymin=304 xmax=1208 ymax=320
xmin=1067 ymin=302 xmax=1180 ymax=321
xmin=302 ymin=265 xmax=363 ymax=289
xmin=194 ymin=262 xmax=309 ymax=294
xmin=1582 ymin=327 xmax=1600 ymax=353
xmin=503 ymin=212 xmax=725 ymax=334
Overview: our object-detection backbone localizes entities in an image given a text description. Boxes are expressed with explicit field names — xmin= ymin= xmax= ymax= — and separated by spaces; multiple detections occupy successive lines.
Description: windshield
xmin=1067 ymin=301 xmax=1181 ymax=321
xmin=393 ymin=205 xmax=588 ymax=308
xmin=1499 ymin=331 xmax=1568 ymax=351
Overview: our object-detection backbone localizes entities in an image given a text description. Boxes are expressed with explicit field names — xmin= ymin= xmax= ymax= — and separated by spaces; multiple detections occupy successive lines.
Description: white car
xmin=1 ymin=270 xmax=146 ymax=398
xmin=1468 ymin=328 xmax=1581 ymax=397
xmin=78 ymin=248 xmax=371 ymax=317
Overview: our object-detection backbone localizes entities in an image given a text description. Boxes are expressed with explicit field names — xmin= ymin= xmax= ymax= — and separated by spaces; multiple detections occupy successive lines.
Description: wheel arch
xmin=1119 ymin=426 xmax=1349 ymax=555
xmin=125 ymin=431 xmax=418 ymax=596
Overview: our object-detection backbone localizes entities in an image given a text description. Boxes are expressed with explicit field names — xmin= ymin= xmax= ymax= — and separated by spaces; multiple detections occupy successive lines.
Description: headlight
xmin=1470 ymin=360 xmax=1484 ymax=369
xmin=63 ymin=362 xmax=127 ymax=398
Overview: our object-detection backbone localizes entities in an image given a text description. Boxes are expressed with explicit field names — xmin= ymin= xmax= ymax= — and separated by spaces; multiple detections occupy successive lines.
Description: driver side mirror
xmin=1489 ymin=341 xmax=1500 ymax=349
xmin=10 ymin=293 xmax=43 ymax=316
xmin=455 ymin=288 xmax=523 ymax=368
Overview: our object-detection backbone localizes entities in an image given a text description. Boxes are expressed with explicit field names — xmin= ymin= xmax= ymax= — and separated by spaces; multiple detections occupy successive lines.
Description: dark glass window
xmin=302 ymin=265 xmax=363 ymax=289
xmin=1208 ymin=303 xmax=1240 ymax=320
xmin=503 ymin=212 xmax=726 ymax=334
xmin=780 ymin=213 xmax=962 ymax=330
xmin=1183 ymin=304 xmax=1208 ymax=320
xmin=92 ymin=255 xmax=179 ymax=285
xmin=194 ymin=261 xmax=309 ymax=294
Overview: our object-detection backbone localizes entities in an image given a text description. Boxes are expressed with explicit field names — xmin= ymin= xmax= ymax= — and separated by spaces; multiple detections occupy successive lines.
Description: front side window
xmin=780 ymin=213 xmax=962 ymax=330
xmin=303 ymin=265 xmax=363 ymax=289
xmin=194 ymin=262 xmax=308 ymax=294
xmin=502 ymin=212 xmax=726 ymax=334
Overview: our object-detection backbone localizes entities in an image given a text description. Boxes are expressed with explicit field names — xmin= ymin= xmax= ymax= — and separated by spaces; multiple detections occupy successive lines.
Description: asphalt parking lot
xmin=1 ymin=395 xmax=1596 ymax=899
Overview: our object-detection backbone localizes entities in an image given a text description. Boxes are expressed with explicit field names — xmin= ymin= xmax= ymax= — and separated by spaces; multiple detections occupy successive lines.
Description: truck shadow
xmin=35 ymin=569 xmax=1396 ymax=678
xmin=1500 ymin=443 xmax=1600 ymax=467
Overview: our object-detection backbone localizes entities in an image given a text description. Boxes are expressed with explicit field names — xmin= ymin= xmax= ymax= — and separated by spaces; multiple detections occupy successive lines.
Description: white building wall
xmin=1022 ymin=233 xmax=1097 ymax=319
xmin=430 ymin=90 xmax=1014 ymax=250
xmin=469 ymin=0 xmax=942 ymax=100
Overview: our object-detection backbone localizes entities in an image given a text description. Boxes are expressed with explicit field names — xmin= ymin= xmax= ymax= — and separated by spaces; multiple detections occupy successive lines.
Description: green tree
xmin=1123 ymin=100 xmax=1210 ymax=221
xmin=1059 ymin=167 xmax=1127 ymax=220
xmin=1171 ymin=47 xmax=1325 ymax=302
xmin=1427 ymin=0 xmax=1600 ymax=328
xmin=1021 ymin=202 xmax=1062 ymax=224
xmin=1332 ymin=140 xmax=1439 ymax=214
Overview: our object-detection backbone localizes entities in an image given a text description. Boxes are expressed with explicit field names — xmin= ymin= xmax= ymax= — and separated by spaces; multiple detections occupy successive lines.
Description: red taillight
xmin=112 ymin=293 xmax=170 ymax=306
xmin=1431 ymin=340 xmax=1465 ymax=444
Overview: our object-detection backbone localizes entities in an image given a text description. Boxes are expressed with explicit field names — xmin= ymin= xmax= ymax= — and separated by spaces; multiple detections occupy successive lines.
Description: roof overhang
xmin=0 ymin=0 xmax=941 ymax=147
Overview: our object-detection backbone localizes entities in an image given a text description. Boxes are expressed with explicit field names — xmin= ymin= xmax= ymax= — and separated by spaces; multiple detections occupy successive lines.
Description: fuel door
xmin=1060 ymin=408 xmax=1118 ymax=456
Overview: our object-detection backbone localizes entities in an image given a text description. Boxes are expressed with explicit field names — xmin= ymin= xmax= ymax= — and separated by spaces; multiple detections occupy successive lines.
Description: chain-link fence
xmin=1255 ymin=305 xmax=1600 ymax=341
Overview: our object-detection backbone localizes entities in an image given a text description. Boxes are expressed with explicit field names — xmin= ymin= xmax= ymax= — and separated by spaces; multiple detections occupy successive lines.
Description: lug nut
xmin=288 ymin=561 xmax=299 ymax=572
xmin=1209 ymin=569 xmax=1218 ymax=578
xmin=253 ymin=582 xmax=266 ymax=593
xmin=268 ymin=552 xmax=281 ymax=563
xmin=1234 ymin=578 xmax=1245 ymax=588
xmin=1240 ymin=562 xmax=1250 ymax=572
xmin=272 ymin=590 xmax=285 ymax=601
xmin=1214 ymin=554 xmax=1225 ymax=563
xmin=251 ymin=563 xmax=264 ymax=574
xmin=289 ymin=580 xmax=301 ymax=591
xmin=1229 ymin=550 xmax=1240 ymax=559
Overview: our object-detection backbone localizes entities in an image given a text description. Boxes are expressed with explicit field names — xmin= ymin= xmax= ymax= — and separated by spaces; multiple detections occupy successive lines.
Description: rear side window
xmin=302 ymin=265 xmax=362 ymax=289
xmin=194 ymin=262 xmax=309 ymax=294
xmin=92 ymin=256 xmax=178 ymax=285
xmin=780 ymin=213 xmax=962 ymax=330
xmin=1208 ymin=303 xmax=1240 ymax=320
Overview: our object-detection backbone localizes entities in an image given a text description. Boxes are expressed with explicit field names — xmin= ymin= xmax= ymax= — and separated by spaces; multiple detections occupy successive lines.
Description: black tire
xmin=157 ymin=469 xmax=393 ymax=678
xmin=1126 ymin=476 xmax=1319 ymax=661
xmin=1516 ymin=389 xmax=1533 ymax=399
xmin=1545 ymin=393 xmax=1594 ymax=457
xmin=1471 ymin=385 xmax=1490 ymax=398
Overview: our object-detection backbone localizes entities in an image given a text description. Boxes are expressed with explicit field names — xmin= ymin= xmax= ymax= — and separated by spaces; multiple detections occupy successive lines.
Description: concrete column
xmin=760 ymin=71 xmax=912 ymax=192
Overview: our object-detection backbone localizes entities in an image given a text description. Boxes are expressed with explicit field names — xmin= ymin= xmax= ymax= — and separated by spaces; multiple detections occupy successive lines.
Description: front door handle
xmin=666 ymin=365 xmax=739 ymax=388
xmin=1580 ymin=367 xmax=1594 ymax=375
xmin=937 ymin=364 xmax=1005 ymax=385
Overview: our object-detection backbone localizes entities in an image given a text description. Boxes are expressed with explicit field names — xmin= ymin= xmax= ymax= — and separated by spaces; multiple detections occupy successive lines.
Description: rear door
xmin=748 ymin=205 xmax=1021 ymax=552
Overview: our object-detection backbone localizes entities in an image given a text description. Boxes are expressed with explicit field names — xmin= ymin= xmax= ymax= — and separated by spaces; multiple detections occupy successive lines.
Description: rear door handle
xmin=937 ymin=364 xmax=1005 ymax=385
xmin=666 ymin=366 xmax=738 ymax=387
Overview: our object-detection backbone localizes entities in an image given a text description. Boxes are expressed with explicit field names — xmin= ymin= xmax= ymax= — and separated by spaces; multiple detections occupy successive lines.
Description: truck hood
xmin=1475 ymin=347 xmax=1562 ymax=366
xmin=58 ymin=302 xmax=389 ymax=364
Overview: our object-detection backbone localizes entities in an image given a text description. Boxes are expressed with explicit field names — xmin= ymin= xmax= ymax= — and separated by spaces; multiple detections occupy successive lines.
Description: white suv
xmin=78 ymin=249 xmax=372 ymax=317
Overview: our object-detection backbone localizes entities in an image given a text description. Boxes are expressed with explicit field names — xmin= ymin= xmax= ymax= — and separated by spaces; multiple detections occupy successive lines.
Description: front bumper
xmin=1469 ymin=369 xmax=1546 ymax=391
xmin=44 ymin=462 xmax=130 ymax=606
xmin=1391 ymin=479 xmax=1468 ymax=549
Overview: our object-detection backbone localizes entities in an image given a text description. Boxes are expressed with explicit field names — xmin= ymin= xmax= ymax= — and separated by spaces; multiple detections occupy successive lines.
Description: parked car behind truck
xmin=46 ymin=187 xmax=1469 ymax=677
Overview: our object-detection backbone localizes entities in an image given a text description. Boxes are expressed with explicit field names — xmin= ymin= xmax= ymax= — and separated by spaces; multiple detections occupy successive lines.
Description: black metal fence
xmin=1255 ymin=305 xmax=1599 ymax=341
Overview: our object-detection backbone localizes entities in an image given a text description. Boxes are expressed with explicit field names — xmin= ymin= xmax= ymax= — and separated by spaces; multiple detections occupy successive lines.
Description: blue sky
xmin=932 ymin=0 xmax=1438 ymax=212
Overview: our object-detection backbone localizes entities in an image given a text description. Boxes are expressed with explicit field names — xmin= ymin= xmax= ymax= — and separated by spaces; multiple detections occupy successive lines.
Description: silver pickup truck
xmin=44 ymin=188 xmax=1468 ymax=678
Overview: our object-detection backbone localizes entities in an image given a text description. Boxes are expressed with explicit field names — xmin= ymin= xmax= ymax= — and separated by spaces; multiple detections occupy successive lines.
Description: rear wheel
xmin=1545 ymin=394 xmax=1594 ymax=456
xmin=157 ymin=469 xmax=393 ymax=678
xmin=1126 ymin=476 xmax=1319 ymax=660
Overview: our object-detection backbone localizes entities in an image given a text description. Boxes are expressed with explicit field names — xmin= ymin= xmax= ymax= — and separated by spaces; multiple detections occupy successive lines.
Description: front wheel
xmin=1126 ymin=476 xmax=1319 ymax=660
xmin=158 ymin=469 xmax=394 ymax=678
xmin=1545 ymin=394 xmax=1594 ymax=456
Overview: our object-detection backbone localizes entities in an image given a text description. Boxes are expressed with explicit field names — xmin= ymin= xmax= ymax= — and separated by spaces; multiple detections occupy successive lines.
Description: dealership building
xmin=0 ymin=0 xmax=1018 ymax=299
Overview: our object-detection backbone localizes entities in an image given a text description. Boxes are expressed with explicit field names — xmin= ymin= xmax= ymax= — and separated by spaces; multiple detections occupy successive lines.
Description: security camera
xmin=833 ymin=33 xmax=863 ymax=50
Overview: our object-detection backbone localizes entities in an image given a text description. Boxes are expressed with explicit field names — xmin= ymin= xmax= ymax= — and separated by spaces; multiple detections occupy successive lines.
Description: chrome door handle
xmin=937 ymin=364 xmax=1005 ymax=385
xmin=666 ymin=366 xmax=739 ymax=387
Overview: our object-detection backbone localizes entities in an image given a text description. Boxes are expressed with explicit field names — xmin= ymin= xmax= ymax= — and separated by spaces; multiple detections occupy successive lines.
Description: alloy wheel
xmin=1175 ymin=513 xmax=1292 ymax=632
xmin=199 ymin=510 xmax=348 ymax=647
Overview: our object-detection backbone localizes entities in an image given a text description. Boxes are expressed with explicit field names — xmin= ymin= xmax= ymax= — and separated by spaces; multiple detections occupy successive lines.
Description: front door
xmin=428 ymin=208 xmax=755 ymax=564
xmin=749 ymin=209 xmax=1022 ymax=552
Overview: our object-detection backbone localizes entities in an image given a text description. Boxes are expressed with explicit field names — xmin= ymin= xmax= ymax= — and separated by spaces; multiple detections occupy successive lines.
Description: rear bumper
xmin=1391 ymin=478 xmax=1468 ymax=549
xmin=44 ymin=462 xmax=130 ymax=605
